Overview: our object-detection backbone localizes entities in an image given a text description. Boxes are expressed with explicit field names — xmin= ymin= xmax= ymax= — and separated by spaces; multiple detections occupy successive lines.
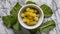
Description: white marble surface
xmin=0 ymin=0 xmax=60 ymax=34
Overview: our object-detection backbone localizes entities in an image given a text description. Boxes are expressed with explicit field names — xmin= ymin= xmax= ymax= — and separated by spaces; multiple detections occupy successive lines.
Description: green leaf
xmin=2 ymin=3 xmax=22 ymax=31
xmin=2 ymin=16 xmax=11 ymax=28
xmin=39 ymin=20 xmax=55 ymax=32
xmin=40 ymin=4 xmax=53 ymax=18
xmin=13 ymin=21 xmax=21 ymax=31
xmin=10 ymin=3 xmax=22 ymax=18
xmin=40 ymin=25 xmax=55 ymax=32
xmin=26 ymin=1 xmax=36 ymax=5
xmin=10 ymin=3 xmax=22 ymax=31
xmin=29 ymin=20 xmax=55 ymax=33
xmin=2 ymin=16 xmax=17 ymax=28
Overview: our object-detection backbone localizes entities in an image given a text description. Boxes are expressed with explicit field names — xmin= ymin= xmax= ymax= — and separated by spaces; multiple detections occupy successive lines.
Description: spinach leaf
xmin=39 ymin=20 xmax=55 ymax=32
xmin=40 ymin=25 xmax=55 ymax=32
xmin=2 ymin=3 xmax=22 ymax=31
xmin=26 ymin=1 xmax=36 ymax=5
xmin=2 ymin=16 xmax=11 ymax=28
xmin=13 ymin=21 xmax=21 ymax=31
xmin=10 ymin=3 xmax=22 ymax=18
xmin=40 ymin=4 xmax=53 ymax=18
xmin=2 ymin=16 xmax=17 ymax=28
xmin=29 ymin=20 xmax=55 ymax=34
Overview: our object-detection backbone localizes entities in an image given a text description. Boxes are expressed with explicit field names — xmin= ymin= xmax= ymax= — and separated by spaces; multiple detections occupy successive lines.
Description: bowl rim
xmin=18 ymin=4 xmax=44 ymax=29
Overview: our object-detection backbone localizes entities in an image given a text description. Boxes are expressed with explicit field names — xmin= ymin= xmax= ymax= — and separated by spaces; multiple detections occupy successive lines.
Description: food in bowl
xmin=18 ymin=4 xmax=44 ymax=29
xmin=21 ymin=7 xmax=40 ymax=26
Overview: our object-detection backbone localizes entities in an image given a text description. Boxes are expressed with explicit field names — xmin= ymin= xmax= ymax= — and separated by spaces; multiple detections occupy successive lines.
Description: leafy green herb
xmin=26 ymin=1 xmax=36 ymax=5
xmin=40 ymin=4 xmax=53 ymax=18
xmin=10 ymin=3 xmax=22 ymax=18
xmin=13 ymin=21 xmax=21 ymax=31
xmin=2 ymin=3 xmax=22 ymax=31
xmin=2 ymin=16 xmax=17 ymax=27
xmin=29 ymin=20 xmax=55 ymax=34
xmin=39 ymin=20 xmax=55 ymax=32
xmin=2 ymin=16 xmax=11 ymax=28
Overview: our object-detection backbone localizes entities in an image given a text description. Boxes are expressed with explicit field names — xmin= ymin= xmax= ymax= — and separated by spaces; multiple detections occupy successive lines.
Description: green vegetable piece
xmin=13 ymin=21 xmax=21 ymax=31
xmin=10 ymin=3 xmax=22 ymax=31
xmin=40 ymin=4 xmax=53 ymax=18
xmin=10 ymin=3 xmax=22 ymax=25
xmin=40 ymin=25 xmax=55 ymax=32
xmin=39 ymin=20 xmax=55 ymax=32
xmin=26 ymin=1 xmax=36 ymax=5
xmin=2 ymin=16 xmax=11 ymax=28
xmin=2 ymin=3 xmax=22 ymax=31
xmin=10 ymin=3 xmax=22 ymax=18
xmin=2 ymin=16 xmax=17 ymax=28
xmin=29 ymin=20 xmax=55 ymax=33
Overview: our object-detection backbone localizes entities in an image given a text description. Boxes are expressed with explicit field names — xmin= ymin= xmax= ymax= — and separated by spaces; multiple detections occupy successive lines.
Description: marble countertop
xmin=0 ymin=0 xmax=60 ymax=34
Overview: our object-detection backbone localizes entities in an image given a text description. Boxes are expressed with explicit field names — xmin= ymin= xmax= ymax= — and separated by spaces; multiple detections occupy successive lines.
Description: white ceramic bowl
xmin=18 ymin=4 xmax=44 ymax=29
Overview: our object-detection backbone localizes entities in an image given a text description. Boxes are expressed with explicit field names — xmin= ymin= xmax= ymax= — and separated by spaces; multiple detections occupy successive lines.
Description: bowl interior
xmin=20 ymin=5 xmax=41 ymax=25
xmin=18 ymin=4 xmax=44 ymax=29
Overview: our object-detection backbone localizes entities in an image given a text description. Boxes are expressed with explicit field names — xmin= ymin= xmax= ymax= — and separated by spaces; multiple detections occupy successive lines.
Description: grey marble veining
xmin=0 ymin=0 xmax=60 ymax=34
